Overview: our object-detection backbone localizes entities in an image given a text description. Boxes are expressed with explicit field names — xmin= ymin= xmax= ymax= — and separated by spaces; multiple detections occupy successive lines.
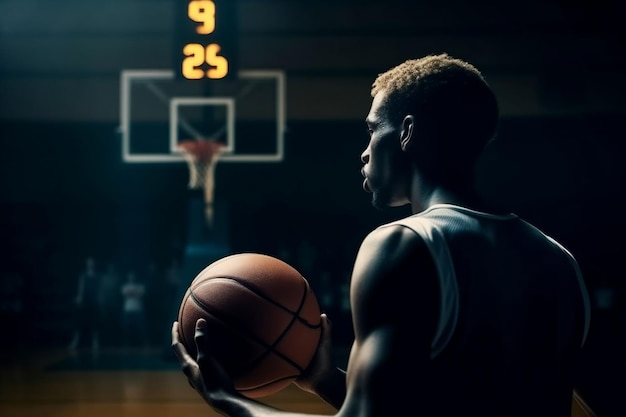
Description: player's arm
xmin=171 ymin=223 xmax=439 ymax=417
xmin=338 ymin=224 xmax=440 ymax=416
xmin=297 ymin=224 xmax=438 ymax=412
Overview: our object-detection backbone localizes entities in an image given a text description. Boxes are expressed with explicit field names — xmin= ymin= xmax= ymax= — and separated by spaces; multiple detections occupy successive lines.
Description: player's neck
xmin=411 ymin=184 xmax=488 ymax=214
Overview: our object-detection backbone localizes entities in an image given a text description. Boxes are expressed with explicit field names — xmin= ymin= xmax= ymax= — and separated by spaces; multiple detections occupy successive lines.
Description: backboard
xmin=118 ymin=69 xmax=286 ymax=164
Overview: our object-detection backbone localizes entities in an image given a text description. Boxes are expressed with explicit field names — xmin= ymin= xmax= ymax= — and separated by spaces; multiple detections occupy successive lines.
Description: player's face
xmin=361 ymin=91 xmax=411 ymax=210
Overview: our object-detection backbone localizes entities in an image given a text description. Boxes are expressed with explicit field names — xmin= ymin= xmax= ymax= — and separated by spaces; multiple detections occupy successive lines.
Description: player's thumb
xmin=319 ymin=313 xmax=332 ymax=348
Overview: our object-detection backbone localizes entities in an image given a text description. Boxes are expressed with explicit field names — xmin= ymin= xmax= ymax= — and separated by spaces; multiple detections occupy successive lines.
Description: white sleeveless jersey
xmin=383 ymin=204 xmax=590 ymax=416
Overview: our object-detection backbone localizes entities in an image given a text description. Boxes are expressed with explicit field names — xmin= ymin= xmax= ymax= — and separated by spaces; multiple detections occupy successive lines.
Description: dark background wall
xmin=1 ymin=0 xmax=625 ymax=414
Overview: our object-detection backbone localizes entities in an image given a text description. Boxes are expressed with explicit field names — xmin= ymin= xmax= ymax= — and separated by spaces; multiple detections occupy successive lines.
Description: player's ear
xmin=399 ymin=114 xmax=415 ymax=152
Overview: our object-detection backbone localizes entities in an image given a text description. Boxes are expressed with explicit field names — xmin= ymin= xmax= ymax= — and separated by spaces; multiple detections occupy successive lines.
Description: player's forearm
xmin=310 ymin=366 xmax=347 ymax=410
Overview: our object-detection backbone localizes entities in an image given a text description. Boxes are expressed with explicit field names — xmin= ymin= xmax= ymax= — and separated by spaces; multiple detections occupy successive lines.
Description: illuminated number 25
xmin=188 ymin=0 xmax=215 ymax=35
xmin=182 ymin=43 xmax=228 ymax=79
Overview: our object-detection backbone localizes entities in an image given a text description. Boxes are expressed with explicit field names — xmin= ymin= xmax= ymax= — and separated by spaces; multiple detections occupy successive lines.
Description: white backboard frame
xmin=119 ymin=69 xmax=286 ymax=163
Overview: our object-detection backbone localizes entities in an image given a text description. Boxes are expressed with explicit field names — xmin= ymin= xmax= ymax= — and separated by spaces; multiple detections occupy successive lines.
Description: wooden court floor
xmin=0 ymin=347 xmax=335 ymax=417
xmin=0 ymin=347 xmax=595 ymax=417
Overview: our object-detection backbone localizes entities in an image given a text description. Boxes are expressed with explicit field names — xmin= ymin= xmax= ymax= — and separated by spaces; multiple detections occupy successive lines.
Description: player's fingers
xmin=171 ymin=321 xmax=186 ymax=354
xmin=171 ymin=321 xmax=181 ymax=344
xmin=193 ymin=319 xmax=235 ymax=388
xmin=195 ymin=318 xmax=221 ymax=374
xmin=194 ymin=318 xmax=209 ymax=361
xmin=315 ymin=313 xmax=334 ymax=368
xmin=320 ymin=313 xmax=332 ymax=345
xmin=171 ymin=322 xmax=206 ymax=392
xmin=194 ymin=319 xmax=226 ymax=373
xmin=171 ymin=322 xmax=196 ymax=374
xmin=321 ymin=313 xmax=331 ymax=330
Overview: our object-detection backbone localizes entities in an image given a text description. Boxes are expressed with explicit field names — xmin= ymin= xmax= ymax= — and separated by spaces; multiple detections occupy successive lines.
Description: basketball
xmin=177 ymin=253 xmax=322 ymax=398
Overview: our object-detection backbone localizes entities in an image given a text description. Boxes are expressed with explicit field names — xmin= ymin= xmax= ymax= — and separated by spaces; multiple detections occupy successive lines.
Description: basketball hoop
xmin=178 ymin=139 xmax=225 ymax=228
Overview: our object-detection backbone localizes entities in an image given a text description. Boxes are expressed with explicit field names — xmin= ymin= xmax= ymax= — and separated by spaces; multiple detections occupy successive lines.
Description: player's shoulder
xmin=365 ymin=217 xmax=429 ymax=252
xmin=354 ymin=218 xmax=433 ymax=281
xmin=366 ymin=209 xmax=445 ymax=245
xmin=352 ymin=218 xmax=439 ymax=312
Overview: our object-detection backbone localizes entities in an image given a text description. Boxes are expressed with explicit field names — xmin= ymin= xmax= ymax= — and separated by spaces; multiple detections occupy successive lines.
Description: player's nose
xmin=360 ymin=148 xmax=369 ymax=164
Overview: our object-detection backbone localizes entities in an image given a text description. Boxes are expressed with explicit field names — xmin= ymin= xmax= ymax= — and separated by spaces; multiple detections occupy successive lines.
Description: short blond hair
xmin=373 ymin=53 xmax=497 ymax=140
xmin=371 ymin=53 xmax=486 ymax=98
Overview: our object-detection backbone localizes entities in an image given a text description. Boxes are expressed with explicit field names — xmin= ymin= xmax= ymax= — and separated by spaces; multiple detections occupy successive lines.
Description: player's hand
xmin=171 ymin=319 xmax=240 ymax=404
xmin=294 ymin=313 xmax=335 ymax=393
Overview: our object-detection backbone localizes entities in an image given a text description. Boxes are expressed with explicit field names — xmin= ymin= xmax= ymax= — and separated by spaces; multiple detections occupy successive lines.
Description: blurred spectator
xmin=162 ymin=258 xmax=183 ymax=350
xmin=144 ymin=260 xmax=161 ymax=345
xmin=100 ymin=261 xmax=122 ymax=345
xmin=120 ymin=270 xmax=148 ymax=348
xmin=69 ymin=255 xmax=103 ymax=353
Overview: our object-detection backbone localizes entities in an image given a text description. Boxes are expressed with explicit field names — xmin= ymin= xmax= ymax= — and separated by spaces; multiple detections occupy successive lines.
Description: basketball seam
xmin=178 ymin=290 xmax=193 ymax=350
xmin=190 ymin=275 xmax=320 ymax=328
xmin=189 ymin=289 xmax=308 ymax=376
xmin=241 ymin=274 xmax=315 ymax=376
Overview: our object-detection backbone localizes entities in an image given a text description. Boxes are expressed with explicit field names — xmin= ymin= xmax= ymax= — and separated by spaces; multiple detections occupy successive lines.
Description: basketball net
xmin=178 ymin=139 xmax=225 ymax=229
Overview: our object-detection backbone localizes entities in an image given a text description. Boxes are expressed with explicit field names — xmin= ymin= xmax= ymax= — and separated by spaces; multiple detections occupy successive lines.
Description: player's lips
xmin=361 ymin=168 xmax=372 ymax=192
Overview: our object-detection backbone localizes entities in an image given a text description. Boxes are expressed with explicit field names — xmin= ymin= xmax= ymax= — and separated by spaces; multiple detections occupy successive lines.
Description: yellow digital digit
xmin=188 ymin=0 xmax=215 ymax=35
xmin=205 ymin=43 xmax=228 ymax=79
xmin=182 ymin=43 xmax=206 ymax=79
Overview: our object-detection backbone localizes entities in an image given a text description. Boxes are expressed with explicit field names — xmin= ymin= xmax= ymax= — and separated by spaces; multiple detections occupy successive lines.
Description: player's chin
xmin=371 ymin=192 xmax=389 ymax=211
xmin=372 ymin=189 xmax=408 ymax=211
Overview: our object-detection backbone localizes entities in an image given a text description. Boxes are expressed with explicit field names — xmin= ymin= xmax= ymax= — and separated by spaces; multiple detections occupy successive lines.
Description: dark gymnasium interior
xmin=1 ymin=0 xmax=625 ymax=416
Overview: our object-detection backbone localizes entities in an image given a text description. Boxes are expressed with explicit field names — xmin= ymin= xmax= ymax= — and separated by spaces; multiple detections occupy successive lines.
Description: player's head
xmin=362 ymin=53 xmax=499 ymax=209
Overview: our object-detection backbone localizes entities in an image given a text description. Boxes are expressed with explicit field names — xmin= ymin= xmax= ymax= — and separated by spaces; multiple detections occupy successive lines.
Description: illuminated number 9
xmin=182 ymin=44 xmax=228 ymax=79
xmin=188 ymin=0 xmax=215 ymax=35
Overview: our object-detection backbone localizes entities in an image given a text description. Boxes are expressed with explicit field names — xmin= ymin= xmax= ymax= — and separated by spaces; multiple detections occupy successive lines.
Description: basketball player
xmin=172 ymin=54 xmax=592 ymax=417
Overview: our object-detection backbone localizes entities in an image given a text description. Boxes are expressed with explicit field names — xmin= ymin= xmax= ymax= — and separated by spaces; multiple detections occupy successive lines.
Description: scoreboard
xmin=175 ymin=0 xmax=239 ymax=80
